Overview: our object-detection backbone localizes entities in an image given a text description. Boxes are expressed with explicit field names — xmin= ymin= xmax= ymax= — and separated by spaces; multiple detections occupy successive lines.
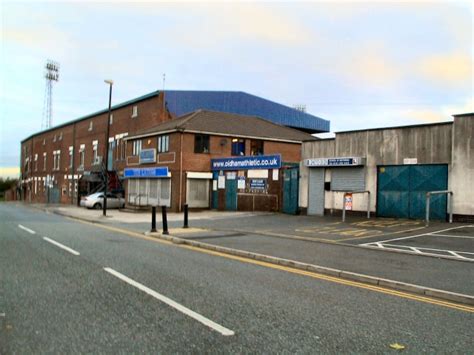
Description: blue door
xmin=225 ymin=179 xmax=237 ymax=211
xmin=377 ymin=164 xmax=448 ymax=220
xmin=283 ymin=168 xmax=299 ymax=214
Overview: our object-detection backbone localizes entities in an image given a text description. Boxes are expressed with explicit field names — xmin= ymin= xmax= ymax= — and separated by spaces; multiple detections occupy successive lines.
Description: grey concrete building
xmin=299 ymin=113 xmax=473 ymax=221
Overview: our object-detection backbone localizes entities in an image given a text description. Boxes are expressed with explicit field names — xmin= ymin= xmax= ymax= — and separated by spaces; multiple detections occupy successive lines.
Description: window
xmin=250 ymin=140 xmax=264 ymax=156
xmin=43 ymin=139 xmax=46 ymax=145
xmin=53 ymin=150 xmax=61 ymax=170
xmin=43 ymin=153 xmax=47 ymax=171
xmin=53 ymin=134 xmax=56 ymax=142
xmin=194 ymin=134 xmax=210 ymax=153
xmin=231 ymin=138 xmax=245 ymax=156
xmin=109 ymin=114 xmax=113 ymax=125
xmin=132 ymin=105 xmax=138 ymax=118
xmin=69 ymin=146 xmax=74 ymax=168
xmin=59 ymin=132 xmax=63 ymax=141
xmin=88 ymin=121 xmax=93 ymax=131
xmin=34 ymin=154 xmax=38 ymax=171
xmin=79 ymin=145 xmax=85 ymax=168
xmin=157 ymin=135 xmax=169 ymax=153
xmin=132 ymin=140 xmax=142 ymax=156
xmin=92 ymin=141 xmax=99 ymax=164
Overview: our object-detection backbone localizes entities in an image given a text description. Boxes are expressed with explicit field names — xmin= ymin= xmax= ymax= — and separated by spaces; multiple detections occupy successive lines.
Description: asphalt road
xmin=1 ymin=203 xmax=473 ymax=353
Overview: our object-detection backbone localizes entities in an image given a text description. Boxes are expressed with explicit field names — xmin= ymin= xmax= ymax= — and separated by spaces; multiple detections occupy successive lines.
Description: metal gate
xmin=282 ymin=168 xmax=299 ymax=214
xmin=377 ymin=164 xmax=448 ymax=220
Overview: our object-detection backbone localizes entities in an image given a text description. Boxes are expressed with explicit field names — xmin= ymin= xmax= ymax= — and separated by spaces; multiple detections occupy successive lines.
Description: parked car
xmin=80 ymin=192 xmax=125 ymax=209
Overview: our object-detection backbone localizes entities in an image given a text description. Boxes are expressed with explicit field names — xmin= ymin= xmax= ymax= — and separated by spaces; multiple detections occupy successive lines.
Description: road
xmin=1 ymin=203 xmax=472 ymax=353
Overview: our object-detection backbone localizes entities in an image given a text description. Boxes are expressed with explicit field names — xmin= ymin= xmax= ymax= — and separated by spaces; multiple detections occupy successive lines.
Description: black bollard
xmin=151 ymin=206 xmax=157 ymax=233
xmin=183 ymin=204 xmax=189 ymax=229
xmin=162 ymin=205 xmax=169 ymax=235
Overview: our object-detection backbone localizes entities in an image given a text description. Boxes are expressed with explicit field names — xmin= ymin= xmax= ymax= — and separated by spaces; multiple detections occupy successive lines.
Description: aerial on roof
xmin=126 ymin=110 xmax=316 ymax=143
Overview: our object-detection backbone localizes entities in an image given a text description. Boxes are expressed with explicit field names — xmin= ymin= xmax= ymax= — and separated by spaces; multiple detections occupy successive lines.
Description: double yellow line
xmin=71 ymin=217 xmax=474 ymax=313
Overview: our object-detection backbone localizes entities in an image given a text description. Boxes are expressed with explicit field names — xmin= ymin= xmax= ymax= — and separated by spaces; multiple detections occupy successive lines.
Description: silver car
xmin=80 ymin=192 xmax=125 ymax=209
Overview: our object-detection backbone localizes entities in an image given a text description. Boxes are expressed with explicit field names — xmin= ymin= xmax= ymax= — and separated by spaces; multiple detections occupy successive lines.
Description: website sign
xmin=211 ymin=155 xmax=281 ymax=171
xmin=124 ymin=167 xmax=169 ymax=178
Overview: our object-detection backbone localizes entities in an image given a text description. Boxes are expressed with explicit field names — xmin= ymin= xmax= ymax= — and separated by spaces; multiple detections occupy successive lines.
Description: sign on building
xmin=304 ymin=157 xmax=365 ymax=167
xmin=124 ymin=167 xmax=168 ymax=178
xmin=211 ymin=155 xmax=281 ymax=171
xmin=139 ymin=149 xmax=156 ymax=164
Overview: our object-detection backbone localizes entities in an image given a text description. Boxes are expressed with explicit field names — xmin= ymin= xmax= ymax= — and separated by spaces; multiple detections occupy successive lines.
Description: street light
xmin=103 ymin=79 xmax=113 ymax=216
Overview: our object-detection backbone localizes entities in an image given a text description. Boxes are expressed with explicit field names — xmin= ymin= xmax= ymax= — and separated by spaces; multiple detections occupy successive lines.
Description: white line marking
xmin=43 ymin=237 xmax=80 ymax=256
xmin=427 ymin=233 xmax=474 ymax=239
xmin=104 ymin=267 xmax=234 ymax=336
xmin=448 ymin=251 xmax=468 ymax=259
xmin=362 ymin=244 xmax=474 ymax=261
xmin=18 ymin=224 xmax=36 ymax=234
xmin=409 ymin=247 xmax=422 ymax=254
xmin=377 ymin=243 xmax=474 ymax=256
xmin=365 ymin=225 xmax=474 ymax=245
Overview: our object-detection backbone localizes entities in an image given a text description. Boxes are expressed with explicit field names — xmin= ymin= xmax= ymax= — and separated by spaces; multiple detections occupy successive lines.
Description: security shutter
xmin=187 ymin=179 xmax=210 ymax=208
xmin=308 ymin=168 xmax=325 ymax=215
xmin=331 ymin=167 xmax=365 ymax=191
xmin=159 ymin=179 xmax=171 ymax=207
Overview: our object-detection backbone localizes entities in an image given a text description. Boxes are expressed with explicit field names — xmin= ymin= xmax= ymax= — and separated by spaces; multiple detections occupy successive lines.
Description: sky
xmin=1 ymin=0 xmax=473 ymax=178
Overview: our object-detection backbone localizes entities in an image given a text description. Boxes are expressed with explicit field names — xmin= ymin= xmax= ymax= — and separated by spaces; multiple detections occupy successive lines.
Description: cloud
xmin=418 ymin=52 xmax=473 ymax=86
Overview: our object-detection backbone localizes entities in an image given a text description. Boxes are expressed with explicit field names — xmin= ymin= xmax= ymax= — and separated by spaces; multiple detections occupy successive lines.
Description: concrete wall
xmin=300 ymin=122 xmax=455 ymax=214
xmin=451 ymin=114 xmax=474 ymax=217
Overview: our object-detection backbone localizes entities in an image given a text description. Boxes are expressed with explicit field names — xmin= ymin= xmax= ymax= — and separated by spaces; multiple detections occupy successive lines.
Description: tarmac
xmin=21 ymin=203 xmax=474 ymax=306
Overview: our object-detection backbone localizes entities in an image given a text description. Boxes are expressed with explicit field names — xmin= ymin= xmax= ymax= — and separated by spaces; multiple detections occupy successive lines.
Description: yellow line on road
xmin=68 ymin=216 xmax=474 ymax=313
xmin=336 ymin=226 xmax=427 ymax=242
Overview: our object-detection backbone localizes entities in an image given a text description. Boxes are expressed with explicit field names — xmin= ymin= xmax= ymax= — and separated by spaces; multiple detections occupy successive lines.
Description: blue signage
xmin=211 ymin=154 xmax=281 ymax=171
xmin=124 ymin=167 xmax=169 ymax=178
xmin=139 ymin=149 xmax=156 ymax=164
xmin=249 ymin=179 xmax=266 ymax=190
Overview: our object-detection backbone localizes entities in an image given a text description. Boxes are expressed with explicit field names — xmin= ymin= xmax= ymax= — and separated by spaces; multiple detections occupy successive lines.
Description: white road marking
xmin=448 ymin=251 xmax=468 ymax=259
xmin=18 ymin=224 xmax=36 ymax=234
xmin=43 ymin=237 xmax=80 ymax=256
xmin=104 ymin=267 xmax=235 ymax=336
xmin=367 ymin=225 xmax=474 ymax=245
xmin=427 ymin=233 xmax=474 ymax=239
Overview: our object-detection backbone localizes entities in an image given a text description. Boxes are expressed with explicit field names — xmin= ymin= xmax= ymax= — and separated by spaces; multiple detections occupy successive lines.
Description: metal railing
xmin=425 ymin=190 xmax=453 ymax=226
xmin=342 ymin=191 xmax=371 ymax=222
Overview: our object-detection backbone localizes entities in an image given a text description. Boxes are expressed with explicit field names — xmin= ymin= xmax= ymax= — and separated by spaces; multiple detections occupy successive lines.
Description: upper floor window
xmin=79 ymin=145 xmax=85 ymax=168
xmin=92 ymin=141 xmax=99 ymax=164
xmin=53 ymin=134 xmax=57 ymax=142
xmin=157 ymin=135 xmax=169 ymax=153
xmin=131 ymin=105 xmax=138 ymax=118
xmin=250 ymin=140 xmax=264 ymax=156
xmin=53 ymin=150 xmax=61 ymax=170
xmin=69 ymin=146 xmax=74 ymax=168
xmin=59 ymin=132 xmax=63 ymax=141
xmin=43 ymin=152 xmax=47 ymax=171
xmin=88 ymin=121 xmax=93 ymax=131
xmin=132 ymin=140 xmax=142 ymax=156
xmin=231 ymin=138 xmax=245 ymax=156
xmin=42 ymin=139 xmax=46 ymax=145
xmin=109 ymin=114 xmax=114 ymax=125
xmin=34 ymin=154 xmax=38 ymax=171
xmin=194 ymin=134 xmax=210 ymax=154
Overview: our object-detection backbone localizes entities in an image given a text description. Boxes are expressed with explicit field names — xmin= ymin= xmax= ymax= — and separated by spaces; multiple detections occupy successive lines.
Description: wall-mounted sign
xmin=250 ymin=179 xmax=266 ymax=190
xmin=139 ymin=149 xmax=156 ymax=164
xmin=211 ymin=154 xmax=281 ymax=171
xmin=238 ymin=176 xmax=246 ymax=189
xmin=304 ymin=157 xmax=365 ymax=167
xmin=403 ymin=158 xmax=418 ymax=165
xmin=124 ymin=167 xmax=168 ymax=178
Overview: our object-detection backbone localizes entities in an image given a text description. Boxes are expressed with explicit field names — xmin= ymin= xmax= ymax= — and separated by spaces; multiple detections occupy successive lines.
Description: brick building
xmin=123 ymin=110 xmax=314 ymax=212
xmin=20 ymin=90 xmax=327 ymax=207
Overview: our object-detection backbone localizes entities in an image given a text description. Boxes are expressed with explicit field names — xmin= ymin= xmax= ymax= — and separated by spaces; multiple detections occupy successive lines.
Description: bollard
xmin=183 ymin=204 xmax=189 ymax=229
xmin=162 ymin=205 xmax=169 ymax=235
xmin=151 ymin=206 xmax=157 ymax=233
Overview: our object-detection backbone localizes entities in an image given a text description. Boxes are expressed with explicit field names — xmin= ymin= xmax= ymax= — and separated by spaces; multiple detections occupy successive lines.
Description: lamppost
xmin=103 ymin=79 xmax=113 ymax=216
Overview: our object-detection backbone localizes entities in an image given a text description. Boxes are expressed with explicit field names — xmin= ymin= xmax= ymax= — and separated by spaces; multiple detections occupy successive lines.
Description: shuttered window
xmin=331 ymin=167 xmax=366 ymax=191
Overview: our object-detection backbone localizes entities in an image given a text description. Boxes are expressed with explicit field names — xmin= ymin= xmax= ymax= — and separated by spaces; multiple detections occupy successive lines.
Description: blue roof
xmin=164 ymin=91 xmax=329 ymax=133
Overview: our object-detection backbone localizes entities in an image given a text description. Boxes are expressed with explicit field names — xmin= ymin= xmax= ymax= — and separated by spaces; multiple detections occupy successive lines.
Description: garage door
xmin=377 ymin=164 xmax=448 ymax=220
xmin=308 ymin=168 xmax=325 ymax=216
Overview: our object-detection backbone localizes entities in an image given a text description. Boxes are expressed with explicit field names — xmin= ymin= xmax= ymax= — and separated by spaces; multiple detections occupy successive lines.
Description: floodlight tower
xmin=42 ymin=60 xmax=60 ymax=130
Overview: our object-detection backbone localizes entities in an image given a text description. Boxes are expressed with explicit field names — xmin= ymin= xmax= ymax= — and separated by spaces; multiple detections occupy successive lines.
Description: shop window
xmin=132 ymin=140 xmax=142 ymax=156
xmin=250 ymin=140 xmax=264 ymax=155
xmin=194 ymin=134 xmax=210 ymax=153
xmin=231 ymin=138 xmax=245 ymax=156
xmin=157 ymin=135 xmax=169 ymax=153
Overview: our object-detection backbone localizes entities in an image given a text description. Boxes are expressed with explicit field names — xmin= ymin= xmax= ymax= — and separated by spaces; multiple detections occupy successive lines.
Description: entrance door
xmin=308 ymin=168 xmax=325 ymax=215
xmin=377 ymin=164 xmax=448 ymax=219
xmin=225 ymin=179 xmax=237 ymax=211
xmin=283 ymin=168 xmax=299 ymax=214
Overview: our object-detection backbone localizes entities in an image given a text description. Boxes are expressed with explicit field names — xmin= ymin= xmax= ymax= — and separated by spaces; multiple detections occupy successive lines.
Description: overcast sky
xmin=1 ymin=0 xmax=473 ymax=177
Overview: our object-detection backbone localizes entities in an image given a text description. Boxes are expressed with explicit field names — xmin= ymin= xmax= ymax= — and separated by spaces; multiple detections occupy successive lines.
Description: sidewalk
xmin=28 ymin=203 xmax=474 ymax=299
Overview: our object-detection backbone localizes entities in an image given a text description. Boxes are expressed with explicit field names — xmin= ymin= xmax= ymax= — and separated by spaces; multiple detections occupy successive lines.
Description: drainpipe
xmin=71 ymin=122 xmax=76 ymax=205
xmin=178 ymin=129 xmax=183 ymax=212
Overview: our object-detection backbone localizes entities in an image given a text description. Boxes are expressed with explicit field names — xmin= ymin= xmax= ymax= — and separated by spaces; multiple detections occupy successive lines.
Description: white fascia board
xmin=187 ymin=172 xmax=213 ymax=179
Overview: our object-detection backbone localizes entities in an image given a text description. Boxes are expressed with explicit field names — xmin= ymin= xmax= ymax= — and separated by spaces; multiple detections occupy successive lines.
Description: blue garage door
xmin=377 ymin=164 xmax=448 ymax=220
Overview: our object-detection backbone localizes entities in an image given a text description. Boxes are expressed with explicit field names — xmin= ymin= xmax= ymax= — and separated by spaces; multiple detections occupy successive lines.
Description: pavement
xmin=21 ymin=203 xmax=474 ymax=298
xmin=1 ymin=202 xmax=474 ymax=353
